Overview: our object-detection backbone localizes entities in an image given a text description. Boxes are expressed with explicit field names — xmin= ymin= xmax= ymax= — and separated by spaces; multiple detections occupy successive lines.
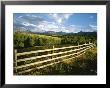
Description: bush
xmin=14 ymin=32 xmax=61 ymax=48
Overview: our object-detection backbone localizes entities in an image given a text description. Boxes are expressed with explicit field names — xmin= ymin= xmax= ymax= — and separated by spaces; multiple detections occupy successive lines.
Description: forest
xmin=14 ymin=31 xmax=97 ymax=49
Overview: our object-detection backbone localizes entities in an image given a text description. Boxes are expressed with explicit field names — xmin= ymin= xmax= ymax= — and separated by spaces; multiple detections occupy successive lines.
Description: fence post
xmin=52 ymin=45 xmax=54 ymax=59
xmin=14 ymin=49 xmax=17 ymax=73
xmin=89 ymin=42 xmax=92 ymax=49
xmin=78 ymin=43 xmax=79 ymax=48
xmin=77 ymin=43 xmax=79 ymax=56
xmin=53 ymin=45 xmax=54 ymax=52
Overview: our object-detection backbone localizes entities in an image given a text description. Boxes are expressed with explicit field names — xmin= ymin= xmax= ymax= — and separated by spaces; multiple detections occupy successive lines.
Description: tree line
xmin=14 ymin=32 xmax=97 ymax=49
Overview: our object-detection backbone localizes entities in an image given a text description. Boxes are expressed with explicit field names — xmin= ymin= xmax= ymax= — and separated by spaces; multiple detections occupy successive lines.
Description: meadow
xmin=13 ymin=31 xmax=97 ymax=75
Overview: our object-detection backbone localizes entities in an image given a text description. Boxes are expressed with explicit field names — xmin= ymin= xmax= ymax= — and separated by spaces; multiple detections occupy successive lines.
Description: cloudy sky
xmin=13 ymin=13 xmax=97 ymax=33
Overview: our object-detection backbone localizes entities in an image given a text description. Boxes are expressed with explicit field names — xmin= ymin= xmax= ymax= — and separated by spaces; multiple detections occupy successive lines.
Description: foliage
xmin=14 ymin=31 xmax=97 ymax=75
xmin=14 ymin=32 xmax=96 ymax=48
xmin=60 ymin=35 xmax=96 ymax=45
xmin=14 ymin=32 xmax=61 ymax=48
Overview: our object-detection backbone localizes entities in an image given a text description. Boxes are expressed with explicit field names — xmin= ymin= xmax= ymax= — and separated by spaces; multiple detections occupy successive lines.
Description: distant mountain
xmin=66 ymin=31 xmax=97 ymax=37
xmin=77 ymin=31 xmax=97 ymax=36
xmin=14 ymin=27 xmax=97 ymax=37
xmin=14 ymin=27 xmax=29 ymax=32
xmin=31 ymin=31 xmax=68 ymax=35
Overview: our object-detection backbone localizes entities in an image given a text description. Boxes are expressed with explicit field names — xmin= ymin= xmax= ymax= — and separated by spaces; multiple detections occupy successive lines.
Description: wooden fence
xmin=14 ymin=43 xmax=95 ymax=75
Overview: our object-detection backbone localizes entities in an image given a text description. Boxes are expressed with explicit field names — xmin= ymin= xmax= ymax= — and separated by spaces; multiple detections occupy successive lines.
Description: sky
xmin=13 ymin=13 xmax=97 ymax=33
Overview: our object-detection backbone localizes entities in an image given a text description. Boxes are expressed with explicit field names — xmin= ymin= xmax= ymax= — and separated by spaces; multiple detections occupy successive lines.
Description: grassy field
xmin=17 ymin=46 xmax=97 ymax=75
xmin=14 ymin=32 xmax=97 ymax=75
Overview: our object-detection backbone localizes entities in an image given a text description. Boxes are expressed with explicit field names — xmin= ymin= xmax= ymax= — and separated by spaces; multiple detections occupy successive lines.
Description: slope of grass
xmin=19 ymin=46 xmax=97 ymax=75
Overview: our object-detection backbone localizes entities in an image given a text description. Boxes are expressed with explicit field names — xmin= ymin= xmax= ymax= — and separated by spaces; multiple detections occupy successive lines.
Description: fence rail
xmin=14 ymin=43 xmax=95 ymax=75
xmin=17 ymin=43 xmax=90 ymax=56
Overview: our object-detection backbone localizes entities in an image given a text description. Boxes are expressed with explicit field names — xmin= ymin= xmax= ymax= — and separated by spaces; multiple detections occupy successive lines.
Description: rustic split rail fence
xmin=14 ymin=43 xmax=95 ymax=75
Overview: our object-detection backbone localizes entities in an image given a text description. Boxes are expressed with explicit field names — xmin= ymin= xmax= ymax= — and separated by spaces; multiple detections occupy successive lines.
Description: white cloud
xmin=32 ymin=21 xmax=59 ymax=32
xmin=18 ymin=16 xmax=23 ymax=18
xmin=26 ymin=20 xmax=83 ymax=33
xmin=89 ymin=24 xmax=96 ymax=28
xmin=67 ymin=25 xmax=83 ymax=33
xmin=49 ymin=13 xmax=73 ymax=24
xmin=26 ymin=14 xmax=42 ymax=19
xmin=22 ymin=22 xmax=37 ymax=27
xmin=63 ymin=13 xmax=73 ymax=19
xmin=89 ymin=24 xmax=97 ymax=31
xmin=15 ymin=14 xmax=97 ymax=33
xmin=32 ymin=21 xmax=77 ymax=33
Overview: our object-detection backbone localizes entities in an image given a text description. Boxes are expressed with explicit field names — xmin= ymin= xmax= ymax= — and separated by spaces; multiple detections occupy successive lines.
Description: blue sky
xmin=14 ymin=13 xmax=97 ymax=33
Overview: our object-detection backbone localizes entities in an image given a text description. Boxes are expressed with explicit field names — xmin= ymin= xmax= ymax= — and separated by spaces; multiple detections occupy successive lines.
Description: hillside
xmin=14 ymin=31 xmax=97 ymax=49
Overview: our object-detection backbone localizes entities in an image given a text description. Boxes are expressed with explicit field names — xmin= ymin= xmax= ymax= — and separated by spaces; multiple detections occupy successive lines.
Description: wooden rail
xmin=17 ymin=43 xmax=91 ymax=56
xmin=14 ymin=43 xmax=95 ymax=75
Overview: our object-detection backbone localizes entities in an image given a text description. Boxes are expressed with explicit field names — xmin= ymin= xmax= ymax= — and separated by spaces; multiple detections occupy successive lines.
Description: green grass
xmin=15 ymin=46 xmax=97 ymax=75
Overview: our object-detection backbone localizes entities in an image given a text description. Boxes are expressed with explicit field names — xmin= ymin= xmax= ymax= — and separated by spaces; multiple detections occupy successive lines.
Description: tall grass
xmin=17 ymin=46 xmax=97 ymax=75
